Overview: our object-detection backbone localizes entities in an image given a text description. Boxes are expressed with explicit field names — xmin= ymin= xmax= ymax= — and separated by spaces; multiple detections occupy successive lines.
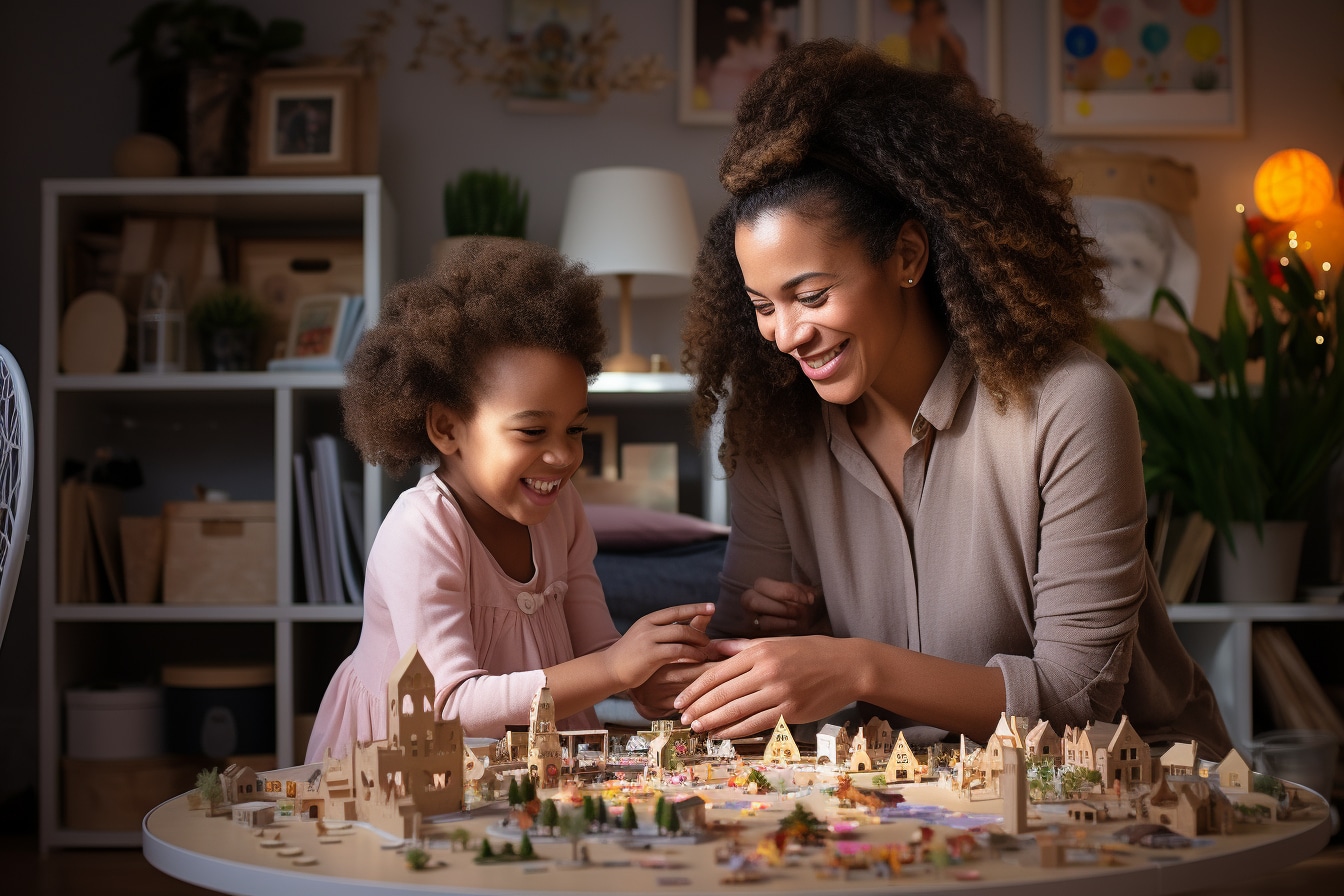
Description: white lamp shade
xmin=558 ymin=166 xmax=699 ymax=298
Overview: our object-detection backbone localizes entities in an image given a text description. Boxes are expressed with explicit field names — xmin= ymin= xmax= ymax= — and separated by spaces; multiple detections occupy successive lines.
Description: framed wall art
xmin=504 ymin=0 xmax=598 ymax=112
xmin=1048 ymin=0 xmax=1244 ymax=137
xmin=250 ymin=67 xmax=379 ymax=175
xmin=856 ymin=0 xmax=1001 ymax=100
xmin=678 ymin=0 xmax=817 ymax=126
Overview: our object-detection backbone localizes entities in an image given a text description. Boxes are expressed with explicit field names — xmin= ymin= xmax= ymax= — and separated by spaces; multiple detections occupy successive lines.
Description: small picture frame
xmin=678 ymin=0 xmax=817 ymax=126
xmin=250 ymin=67 xmax=372 ymax=175
xmin=504 ymin=0 xmax=599 ymax=112
xmin=284 ymin=293 xmax=355 ymax=360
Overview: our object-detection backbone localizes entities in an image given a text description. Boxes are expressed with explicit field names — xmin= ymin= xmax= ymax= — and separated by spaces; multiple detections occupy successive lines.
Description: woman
xmin=647 ymin=39 xmax=1229 ymax=757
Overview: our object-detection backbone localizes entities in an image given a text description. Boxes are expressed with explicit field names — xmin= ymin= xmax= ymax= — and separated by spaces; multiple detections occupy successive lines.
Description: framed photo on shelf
xmin=250 ymin=67 xmax=379 ymax=175
xmin=678 ymin=0 xmax=816 ymax=125
xmin=579 ymin=415 xmax=619 ymax=482
xmin=1047 ymin=0 xmax=1244 ymax=136
xmin=855 ymin=0 xmax=1001 ymax=100
xmin=276 ymin=293 xmax=365 ymax=371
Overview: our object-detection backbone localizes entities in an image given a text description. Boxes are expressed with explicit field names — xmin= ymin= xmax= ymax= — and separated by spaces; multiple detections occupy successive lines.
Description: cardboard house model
xmin=816 ymin=723 xmax=850 ymax=766
xmin=1025 ymin=718 xmax=1062 ymax=765
xmin=883 ymin=730 xmax=920 ymax=782
xmin=317 ymin=644 xmax=464 ymax=839
xmin=848 ymin=728 xmax=874 ymax=772
xmin=862 ymin=716 xmax=894 ymax=760
xmin=527 ymin=686 xmax=563 ymax=789
xmin=1062 ymin=716 xmax=1151 ymax=791
xmin=762 ymin=716 xmax=800 ymax=764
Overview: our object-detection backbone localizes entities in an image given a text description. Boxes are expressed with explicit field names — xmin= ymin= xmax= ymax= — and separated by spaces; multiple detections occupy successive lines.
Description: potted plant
xmin=432 ymin=169 xmax=530 ymax=268
xmin=1098 ymin=220 xmax=1344 ymax=602
xmin=110 ymin=1 xmax=304 ymax=175
xmin=189 ymin=284 xmax=267 ymax=371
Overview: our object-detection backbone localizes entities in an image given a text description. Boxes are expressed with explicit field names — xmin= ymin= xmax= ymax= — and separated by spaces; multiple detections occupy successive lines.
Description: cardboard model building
xmin=762 ymin=716 xmax=801 ymax=764
xmin=316 ymin=644 xmax=464 ymax=839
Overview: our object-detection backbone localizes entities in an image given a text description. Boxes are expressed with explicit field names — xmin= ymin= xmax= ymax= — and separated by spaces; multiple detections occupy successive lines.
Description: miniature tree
xmin=507 ymin=776 xmax=522 ymax=808
xmin=519 ymin=830 xmax=535 ymax=859
xmin=621 ymin=798 xmax=638 ymax=833
xmin=557 ymin=809 xmax=587 ymax=863
xmin=654 ymin=795 xmax=667 ymax=834
xmin=872 ymin=774 xmax=887 ymax=787
xmin=665 ymin=801 xmax=681 ymax=836
xmin=596 ymin=795 xmax=609 ymax=831
xmin=405 ymin=846 xmax=430 ymax=870
xmin=478 ymin=838 xmax=494 ymax=860
xmin=195 ymin=767 xmax=223 ymax=813
xmin=582 ymin=795 xmax=597 ymax=830
xmin=522 ymin=774 xmax=537 ymax=804
xmin=500 ymin=841 xmax=515 ymax=856
xmin=540 ymin=797 xmax=560 ymax=835
xmin=745 ymin=769 xmax=773 ymax=793
xmin=449 ymin=828 xmax=470 ymax=851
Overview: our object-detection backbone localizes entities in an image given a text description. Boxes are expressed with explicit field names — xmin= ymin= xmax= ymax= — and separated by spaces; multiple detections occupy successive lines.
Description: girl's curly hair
xmin=682 ymin=39 xmax=1104 ymax=471
xmin=342 ymin=238 xmax=606 ymax=477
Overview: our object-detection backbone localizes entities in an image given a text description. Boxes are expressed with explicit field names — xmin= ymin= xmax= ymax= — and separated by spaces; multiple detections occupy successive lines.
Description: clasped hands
xmin=628 ymin=577 xmax=856 ymax=739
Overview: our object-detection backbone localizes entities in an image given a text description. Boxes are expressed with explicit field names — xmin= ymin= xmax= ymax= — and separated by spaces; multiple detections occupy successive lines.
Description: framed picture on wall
xmin=504 ymin=0 xmax=599 ymax=112
xmin=678 ymin=0 xmax=817 ymax=126
xmin=855 ymin=0 xmax=1001 ymax=100
xmin=1047 ymin=0 xmax=1245 ymax=136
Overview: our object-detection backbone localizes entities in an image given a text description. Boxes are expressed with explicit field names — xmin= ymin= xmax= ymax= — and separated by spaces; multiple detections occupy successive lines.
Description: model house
xmin=762 ymin=716 xmax=800 ymax=765
xmin=883 ymin=730 xmax=920 ymax=782
xmin=816 ymin=723 xmax=851 ymax=767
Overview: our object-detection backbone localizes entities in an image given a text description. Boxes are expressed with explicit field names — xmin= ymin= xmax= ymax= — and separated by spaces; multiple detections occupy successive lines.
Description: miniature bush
xmin=194 ymin=767 xmax=223 ymax=807
xmin=404 ymin=846 xmax=430 ymax=870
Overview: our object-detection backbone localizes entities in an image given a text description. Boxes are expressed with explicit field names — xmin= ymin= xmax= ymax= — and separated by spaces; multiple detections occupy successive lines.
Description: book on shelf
xmin=295 ymin=434 xmax=366 ymax=603
xmin=266 ymin=293 xmax=365 ymax=372
xmin=57 ymin=480 xmax=123 ymax=603
xmin=1158 ymin=512 xmax=1215 ymax=605
xmin=292 ymin=453 xmax=322 ymax=605
xmin=1251 ymin=625 xmax=1344 ymax=793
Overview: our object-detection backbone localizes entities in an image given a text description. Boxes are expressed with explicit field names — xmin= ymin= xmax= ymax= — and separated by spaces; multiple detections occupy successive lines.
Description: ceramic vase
xmin=1216 ymin=520 xmax=1308 ymax=603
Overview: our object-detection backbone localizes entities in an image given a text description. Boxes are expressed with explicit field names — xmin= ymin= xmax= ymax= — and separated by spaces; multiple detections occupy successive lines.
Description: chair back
xmin=0 ymin=344 xmax=34 ymax=647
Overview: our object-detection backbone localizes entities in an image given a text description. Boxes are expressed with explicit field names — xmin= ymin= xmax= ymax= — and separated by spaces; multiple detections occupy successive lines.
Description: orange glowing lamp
xmin=1253 ymin=149 xmax=1336 ymax=222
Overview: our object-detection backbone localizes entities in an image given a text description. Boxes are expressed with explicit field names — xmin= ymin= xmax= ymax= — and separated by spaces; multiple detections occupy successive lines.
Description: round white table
xmin=144 ymin=773 xmax=1331 ymax=896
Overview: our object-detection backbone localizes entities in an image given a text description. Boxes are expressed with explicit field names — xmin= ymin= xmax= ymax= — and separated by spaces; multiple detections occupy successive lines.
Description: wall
xmin=1 ymin=0 xmax=1341 ymax=817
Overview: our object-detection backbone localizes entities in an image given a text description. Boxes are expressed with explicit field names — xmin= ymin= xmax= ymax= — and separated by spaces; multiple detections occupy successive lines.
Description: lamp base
xmin=602 ymin=351 xmax=652 ymax=373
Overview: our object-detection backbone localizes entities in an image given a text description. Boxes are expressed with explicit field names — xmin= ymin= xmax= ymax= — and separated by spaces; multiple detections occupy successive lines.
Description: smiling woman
xmin=638 ymin=39 xmax=1233 ymax=759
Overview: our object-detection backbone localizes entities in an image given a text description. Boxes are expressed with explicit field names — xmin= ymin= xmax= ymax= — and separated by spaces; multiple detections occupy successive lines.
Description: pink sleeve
xmin=561 ymin=489 xmax=622 ymax=658
xmin=372 ymin=494 xmax=546 ymax=738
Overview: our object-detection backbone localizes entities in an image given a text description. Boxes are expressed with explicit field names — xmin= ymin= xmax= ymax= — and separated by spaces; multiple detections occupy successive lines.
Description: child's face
xmin=431 ymin=346 xmax=589 ymax=530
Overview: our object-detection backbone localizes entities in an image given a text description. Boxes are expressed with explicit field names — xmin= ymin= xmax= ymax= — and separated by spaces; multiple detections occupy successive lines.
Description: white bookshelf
xmin=37 ymin=177 xmax=395 ymax=851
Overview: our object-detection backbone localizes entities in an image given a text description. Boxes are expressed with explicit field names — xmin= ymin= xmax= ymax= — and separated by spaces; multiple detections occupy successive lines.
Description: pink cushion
xmin=584 ymin=503 xmax=729 ymax=551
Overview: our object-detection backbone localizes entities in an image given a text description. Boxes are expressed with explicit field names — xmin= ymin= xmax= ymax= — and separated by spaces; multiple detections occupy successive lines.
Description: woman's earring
xmin=906 ymin=278 xmax=916 ymax=286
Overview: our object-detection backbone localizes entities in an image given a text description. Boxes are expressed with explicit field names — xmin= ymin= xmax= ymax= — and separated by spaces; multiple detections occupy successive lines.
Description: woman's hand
xmin=626 ymin=661 xmax=716 ymax=719
xmin=606 ymin=603 xmax=716 ymax=691
xmin=740 ymin=577 xmax=825 ymax=635
xmin=673 ymin=635 xmax=862 ymax=738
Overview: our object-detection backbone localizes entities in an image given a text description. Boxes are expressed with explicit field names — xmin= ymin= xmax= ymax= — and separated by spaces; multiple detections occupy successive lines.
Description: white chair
xmin=0 ymin=344 xmax=34 ymax=646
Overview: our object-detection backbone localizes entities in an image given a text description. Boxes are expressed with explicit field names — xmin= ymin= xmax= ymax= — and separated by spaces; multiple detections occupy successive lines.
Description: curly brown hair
xmin=342 ymin=238 xmax=606 ymax=477
xmin=682 ymin=39 xmax=1104 ymax=471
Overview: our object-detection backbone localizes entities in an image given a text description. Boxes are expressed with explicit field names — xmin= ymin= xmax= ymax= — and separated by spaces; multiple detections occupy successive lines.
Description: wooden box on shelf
xmin=62 ymin=755 xmax=201 ymax=832
xmin=162 ymin=501 xmax=277 ymax=604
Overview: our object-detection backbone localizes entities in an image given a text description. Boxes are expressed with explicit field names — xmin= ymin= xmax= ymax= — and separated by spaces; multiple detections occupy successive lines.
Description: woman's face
xmin=735 ymin=209 xmax=914 ymax=407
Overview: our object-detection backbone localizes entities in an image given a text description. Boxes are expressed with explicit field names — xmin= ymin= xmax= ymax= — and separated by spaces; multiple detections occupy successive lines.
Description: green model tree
xmin=507 ymin=776 xmax=522 ymax=808
xmin=522 ymin=775 xmax=537 ymax=803
xmin=478 ymin=838 xmax=494 ymax=860
xmin=540 ymin=798 xmax=560 ymax=836
xmin=195 ymin=767 xmax=223 ymax=811
xmin=664 ymin=802 xmax=681 ymax=836
xmin=621 ymin=799 xmax=638 ymax=833
xmin=582 ymin=795 xmax=597 ymax=830
xmin=596 ymin=796 xmax=609 ymax=831
xmin=519 ymin=830 xmax=535 ymax=859
xmin=654 ymin=795 xmax=667 ymax=834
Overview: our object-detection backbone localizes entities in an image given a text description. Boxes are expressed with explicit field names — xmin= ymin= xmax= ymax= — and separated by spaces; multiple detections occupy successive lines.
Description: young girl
xmin=306 ymin=239 xmax=714 ymax=761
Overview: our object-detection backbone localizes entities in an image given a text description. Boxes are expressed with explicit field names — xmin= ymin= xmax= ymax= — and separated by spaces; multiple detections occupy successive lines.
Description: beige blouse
xmin=712 ymin=344 xmax=1231 ymax=758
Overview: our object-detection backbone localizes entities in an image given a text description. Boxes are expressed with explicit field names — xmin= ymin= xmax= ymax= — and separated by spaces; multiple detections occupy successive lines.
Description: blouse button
xmin=912 ymin=417 xmax=929 ymax=439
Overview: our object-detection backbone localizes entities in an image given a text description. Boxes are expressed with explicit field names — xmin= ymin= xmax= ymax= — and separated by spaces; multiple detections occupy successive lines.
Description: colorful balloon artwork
xmin=1060 ymin=0 xmax=1231 ymax=96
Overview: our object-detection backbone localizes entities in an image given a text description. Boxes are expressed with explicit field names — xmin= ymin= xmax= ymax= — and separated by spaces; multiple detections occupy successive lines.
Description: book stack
xmin=267 ymin=293 xmax=366 ymax=372
xmin=293 ymin=434 xmax=366 ymax=603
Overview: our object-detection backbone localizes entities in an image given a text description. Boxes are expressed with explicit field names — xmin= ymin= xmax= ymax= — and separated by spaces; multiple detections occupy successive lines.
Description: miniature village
xmin=181 ymin=646 xmax=1330 ymax=889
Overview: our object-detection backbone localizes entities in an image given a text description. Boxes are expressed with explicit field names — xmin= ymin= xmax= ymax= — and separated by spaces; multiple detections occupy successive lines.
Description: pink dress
xmin=305 ymin=474 xmax=621 ymax=761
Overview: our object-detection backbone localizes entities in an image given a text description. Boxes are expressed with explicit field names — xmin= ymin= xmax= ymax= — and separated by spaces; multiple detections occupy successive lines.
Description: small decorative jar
xmin=138 ymin=271 xmax=186 ymax=373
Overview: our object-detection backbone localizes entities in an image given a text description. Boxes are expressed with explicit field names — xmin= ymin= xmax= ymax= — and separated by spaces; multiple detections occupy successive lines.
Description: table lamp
xmin=558 ymin=167 xmax=699 ymax=372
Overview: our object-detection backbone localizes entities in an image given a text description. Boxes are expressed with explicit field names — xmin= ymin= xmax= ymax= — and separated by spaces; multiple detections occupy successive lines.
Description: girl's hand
xmin=627 ymin=660 xmax=717 ymax=719
xmin=673 ymin=635 xmax=859 ymax=739
xmin=607 ymin=603 xmax=716 ymax=691
xmin=740 ymin=577 xmax=823 ymax=635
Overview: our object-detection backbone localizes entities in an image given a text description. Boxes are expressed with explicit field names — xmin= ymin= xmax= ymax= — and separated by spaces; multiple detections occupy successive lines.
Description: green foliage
xmin=522 ymin=775 xmax=537 ymax=803
xmin=621 ymin=798 xmax=638 ymax=831
xmin=404 ymin=846 xmax=430 ymax=870
xmin=540 ymin=798 xmax=559 ymax=833
xmin=654 ymin=795 xmax=667 ymax=833
xmin=664 ymin=801 xmax=681 ymax=835
xmin=596 ymin=796 xmax=609 ymax=828
xmin=188 ymin=284 xmax=266 ymax=334
xmin=507 ymin=776 xmax=522 ymax=807
xmin=582 ymin=794 xmax=596 ymax=825
xmin=443 ymin=169 xmax=529 ymax=238
xmin=744 ymin=769 xmax=773 ymax=792
xmin=1099 ymin=223 xmax=1344 ymax=553
xmin=194 ymin=767 xmax=222 ymax=805
xmin=1059 ymin=765 xmax=1102 ymax=796
xmin=1253 ymin=771 xmax=1287 ymax=800
xmin=778 ymin=804 xmax=826 ymax=844
xmin=871 ymin=774 xmax=886 ymax=787
xmin=477 ymin=838 xmax=494 ymax=859
xmin=110 ymin=1 xmax=304 ymax=73
xmin=518 ymin=830 xmax=535 ymax=859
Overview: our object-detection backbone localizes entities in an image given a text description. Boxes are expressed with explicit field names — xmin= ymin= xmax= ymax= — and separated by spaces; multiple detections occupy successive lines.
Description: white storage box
xmin=65 ymin=685 xmax=164 ymax=760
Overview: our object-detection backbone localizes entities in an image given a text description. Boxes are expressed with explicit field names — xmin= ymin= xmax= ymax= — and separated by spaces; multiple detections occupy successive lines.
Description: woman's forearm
xmin=853 ymin=639 xmax=1007 ymax=743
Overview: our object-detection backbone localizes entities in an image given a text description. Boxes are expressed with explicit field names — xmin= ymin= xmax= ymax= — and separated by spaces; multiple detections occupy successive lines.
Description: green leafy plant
xmin=1098 ymin=222 xmax=1344 ymax=554
xmin=194 ymin=766 xmax=223 ymax=807
xmin=110 ymin=0 xmax=304 ymax=73
xmin=188 ymin=284 xmax=266 ymax=335
xmin=443 ymin=169 xmax=529 ymax=238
